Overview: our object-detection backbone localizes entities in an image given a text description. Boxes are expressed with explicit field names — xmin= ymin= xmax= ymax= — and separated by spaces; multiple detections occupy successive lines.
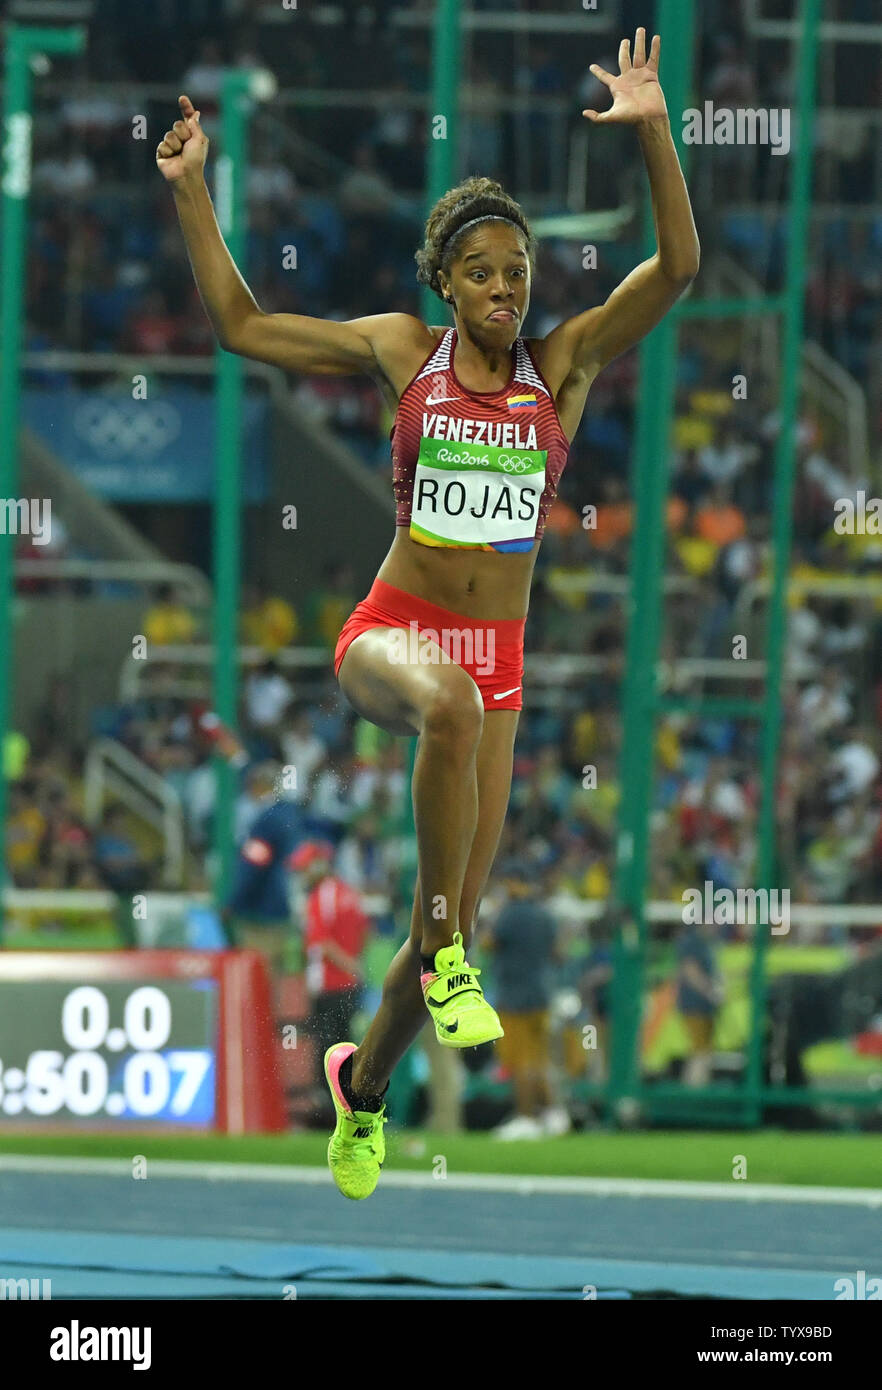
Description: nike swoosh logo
xmin=425 ymin=394 xmax=461 ymax=405
xmin=493 ymin=687 xmax=521 ymax=700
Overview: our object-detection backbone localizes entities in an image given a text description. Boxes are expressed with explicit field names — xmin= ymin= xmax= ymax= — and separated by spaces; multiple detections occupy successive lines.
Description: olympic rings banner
xmin=22 ymin=385 xmax=269 ymax=502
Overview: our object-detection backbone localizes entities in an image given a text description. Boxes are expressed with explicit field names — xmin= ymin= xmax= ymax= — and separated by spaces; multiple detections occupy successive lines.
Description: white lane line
xmin=0 ymin=1154 xmax=880 ymax=1205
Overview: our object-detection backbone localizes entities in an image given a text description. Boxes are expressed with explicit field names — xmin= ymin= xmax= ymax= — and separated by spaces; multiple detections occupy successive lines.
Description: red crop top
xmin=390 ymin=327 xmax=571 ymax=553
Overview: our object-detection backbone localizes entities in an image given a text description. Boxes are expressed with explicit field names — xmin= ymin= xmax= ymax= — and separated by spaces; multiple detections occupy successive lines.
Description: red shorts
xmin=333 ymin=578 xmax=526 ymax=711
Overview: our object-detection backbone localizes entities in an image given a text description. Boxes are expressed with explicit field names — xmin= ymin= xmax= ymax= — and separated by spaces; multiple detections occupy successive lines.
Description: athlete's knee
xmin=420 ymin=676 xmax=484 ymax=746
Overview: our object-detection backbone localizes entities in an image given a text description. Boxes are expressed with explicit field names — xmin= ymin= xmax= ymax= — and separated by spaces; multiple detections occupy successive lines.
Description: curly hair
xmin=414 ymin=175 xmax=538 ymax=303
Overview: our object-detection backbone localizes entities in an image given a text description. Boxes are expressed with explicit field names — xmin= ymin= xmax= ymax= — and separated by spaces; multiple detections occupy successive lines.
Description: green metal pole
xmin=212 ymin=72 xmax=251 ymax=903
xmin=421 ymin=0 xmax=462 ymax=330
xmin=609 ymin=0 xmax=695 ymax=1117
xmin=0 ymin=24 xmax=85 ymax=929
xmin=389 ymin=0 xmax=461 ymax=1122
xmin=745 ymin=0 xmax=822 ymax=1123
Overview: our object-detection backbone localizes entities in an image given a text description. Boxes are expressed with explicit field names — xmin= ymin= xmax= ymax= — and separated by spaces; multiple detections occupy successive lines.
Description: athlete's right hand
xmin=155 ymin=94 xmax=208 ymax=184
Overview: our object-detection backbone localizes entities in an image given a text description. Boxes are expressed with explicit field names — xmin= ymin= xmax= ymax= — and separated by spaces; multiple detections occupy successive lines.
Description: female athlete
xmin=157 ymin=28 xmax=699 ymax=1199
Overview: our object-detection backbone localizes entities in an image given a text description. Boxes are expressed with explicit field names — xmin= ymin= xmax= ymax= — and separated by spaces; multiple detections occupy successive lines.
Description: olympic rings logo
xmin=73 ymin=398 xmax=182 ymax=456
xmin=497 ymin=454 xmax=534 ymax=474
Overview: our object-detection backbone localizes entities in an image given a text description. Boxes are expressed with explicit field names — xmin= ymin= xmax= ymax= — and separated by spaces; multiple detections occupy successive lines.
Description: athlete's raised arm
xmin=156 ymin=94 xmax=417 ymax=377
xmin=546 ymin=30 xmax=700 ymax=380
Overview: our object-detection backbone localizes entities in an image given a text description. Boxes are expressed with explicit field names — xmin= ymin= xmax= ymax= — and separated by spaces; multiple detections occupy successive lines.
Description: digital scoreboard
xmin=0 ymin=951 xmax=286 ymax=1133
xmin=0 ymin=980 xmax=216 ymax=1125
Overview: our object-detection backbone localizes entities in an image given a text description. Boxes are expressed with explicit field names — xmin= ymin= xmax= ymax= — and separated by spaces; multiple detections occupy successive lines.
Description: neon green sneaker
xmin=421 ymin=931 xmax=504 ymax=1048
xmin=324 ymin=1042 xmax=387 ymax=1201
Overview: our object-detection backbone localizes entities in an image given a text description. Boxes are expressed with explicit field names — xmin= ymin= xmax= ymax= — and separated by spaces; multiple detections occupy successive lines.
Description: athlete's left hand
xmin=582 ymin=29 xmax=668 ymax=126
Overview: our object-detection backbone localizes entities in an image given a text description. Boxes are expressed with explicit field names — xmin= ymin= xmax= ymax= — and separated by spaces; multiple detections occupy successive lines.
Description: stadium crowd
xmin=8 ymin=557 xmax=882 ymax=915
xmin=25 ymin=5 xmax=882 ymax=413
xmin=13 ymin=2 xmax=882 ymax=910
xmin=7 ymin=2 xmax=882 ymax=1113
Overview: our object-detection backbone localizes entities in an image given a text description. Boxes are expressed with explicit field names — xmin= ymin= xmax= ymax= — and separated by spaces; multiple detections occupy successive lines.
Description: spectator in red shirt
xmin=125 ymin=288 xmax=180 ymax=354
xmin=292 ymin=840 xmax=371 ymax=1101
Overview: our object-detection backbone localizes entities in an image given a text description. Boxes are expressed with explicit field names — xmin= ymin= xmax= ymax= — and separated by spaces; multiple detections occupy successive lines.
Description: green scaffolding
xmin=0 ymin=24 xmax=86 ymax=926
xmin=608 ymin=0 xmax=827 ymax=1126
xmin=391 ymin=0 xmax=845 ymax=1128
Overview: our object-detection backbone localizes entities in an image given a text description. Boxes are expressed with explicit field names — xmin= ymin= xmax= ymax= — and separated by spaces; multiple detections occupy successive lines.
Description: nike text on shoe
xmin=421 ymin=931 xmax=504 ymax=1049
xmin=324 ymin=1042 xmax=387 ymax=1200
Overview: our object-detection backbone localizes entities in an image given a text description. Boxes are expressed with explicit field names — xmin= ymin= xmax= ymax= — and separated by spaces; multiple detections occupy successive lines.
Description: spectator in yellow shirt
xmin=240 ymin=581 xmax=298 ymax=653
xmin=306 ymin=562 xmax=356 ymax=650
xmin=6 ymin=780 xmax=46 ymax=886
xmin=143 ymin=583 xmax=197 ymax=647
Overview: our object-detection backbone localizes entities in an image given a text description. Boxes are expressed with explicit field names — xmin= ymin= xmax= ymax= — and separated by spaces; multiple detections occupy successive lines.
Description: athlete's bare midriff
xmin=376 ymin=527 xmax=538 ymax=621
xmin=370 ymin=320 xmax=583 ymax=622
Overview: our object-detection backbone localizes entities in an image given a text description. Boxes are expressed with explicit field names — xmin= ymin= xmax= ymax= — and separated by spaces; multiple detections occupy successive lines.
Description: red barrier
xmin=214 ymin=950 xmax=288 ymax=1133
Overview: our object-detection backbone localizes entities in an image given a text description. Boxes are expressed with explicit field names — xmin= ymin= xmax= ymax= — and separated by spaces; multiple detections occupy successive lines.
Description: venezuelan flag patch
xmin=506 ymin=392 xmax=538 ymax=409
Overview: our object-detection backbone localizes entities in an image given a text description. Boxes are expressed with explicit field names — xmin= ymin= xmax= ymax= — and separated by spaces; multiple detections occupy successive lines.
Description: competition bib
xmin=409 ymin=436 xmax=546 ymax=549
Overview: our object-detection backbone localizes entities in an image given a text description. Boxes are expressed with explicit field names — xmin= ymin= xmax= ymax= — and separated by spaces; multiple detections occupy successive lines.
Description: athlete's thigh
xmin=337 ymin=627 xmax=483 ymax=737
xmin=460 ymin=709 xmax=520 ymax=938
